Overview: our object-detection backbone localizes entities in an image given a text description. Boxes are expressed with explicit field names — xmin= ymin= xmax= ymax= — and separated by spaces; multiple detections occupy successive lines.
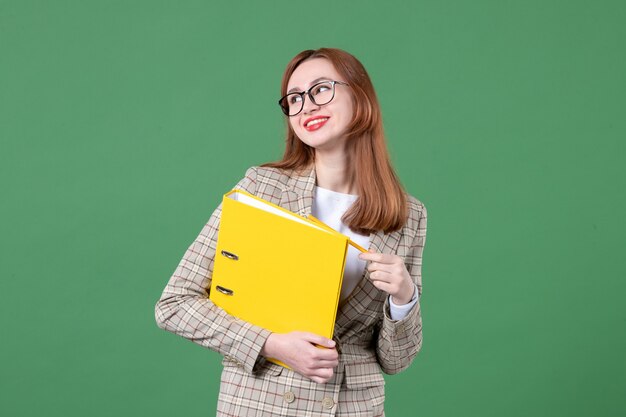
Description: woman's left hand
xmin=359 ymin=250 xmax=415 ymax=305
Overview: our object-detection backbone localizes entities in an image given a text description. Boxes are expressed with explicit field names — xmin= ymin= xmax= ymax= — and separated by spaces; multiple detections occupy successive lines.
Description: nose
xmin=301 ymin=94 xmax=320 ymax=115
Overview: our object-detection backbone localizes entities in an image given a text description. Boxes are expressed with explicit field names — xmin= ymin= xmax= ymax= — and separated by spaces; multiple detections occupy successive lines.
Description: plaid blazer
xmin=155 ymin=165 xmax=428 ymax=417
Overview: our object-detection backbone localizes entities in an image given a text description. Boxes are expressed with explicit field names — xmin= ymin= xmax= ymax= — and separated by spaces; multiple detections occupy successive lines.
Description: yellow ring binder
xmin=209 ymin=190 xmax=366 ymax=368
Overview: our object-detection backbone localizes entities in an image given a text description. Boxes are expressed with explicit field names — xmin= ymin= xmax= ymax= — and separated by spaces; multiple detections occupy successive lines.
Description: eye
xmin=312 ymin=82 xmax=332 ymax=95
xmin=288 ymin=94 xmax=302 ymax=104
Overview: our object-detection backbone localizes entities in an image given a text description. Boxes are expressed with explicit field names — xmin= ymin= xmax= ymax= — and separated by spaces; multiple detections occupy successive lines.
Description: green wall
xmin=1 ymin=1 xmax=624 ymax=416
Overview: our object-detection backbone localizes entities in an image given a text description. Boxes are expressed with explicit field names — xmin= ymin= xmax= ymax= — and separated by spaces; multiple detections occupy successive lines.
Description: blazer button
xmin=321 ymin=397 xmax=334 ymax=409
xmin=283 ymin=391 xmax=295 ymax=403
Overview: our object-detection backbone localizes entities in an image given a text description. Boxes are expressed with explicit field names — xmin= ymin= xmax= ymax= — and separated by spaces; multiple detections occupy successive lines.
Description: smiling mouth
xmin=304 ymin=117 xmax=329 ymax=131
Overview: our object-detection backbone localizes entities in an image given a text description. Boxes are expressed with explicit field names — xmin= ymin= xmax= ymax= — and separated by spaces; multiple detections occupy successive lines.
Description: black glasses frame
xmin=278 ymin=80 xmax=349 ymax=116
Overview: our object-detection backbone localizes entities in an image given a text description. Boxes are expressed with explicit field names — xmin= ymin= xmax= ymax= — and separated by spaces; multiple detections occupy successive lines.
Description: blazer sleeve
xmin=154 ymin=166 xmax=271 ymax=375
xmin=375 ymin=202 xmax=427 ymax=374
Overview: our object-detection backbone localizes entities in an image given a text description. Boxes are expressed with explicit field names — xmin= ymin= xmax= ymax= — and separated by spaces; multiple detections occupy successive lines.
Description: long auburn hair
xmin=262 ymin=48 xmax=408 ymax=235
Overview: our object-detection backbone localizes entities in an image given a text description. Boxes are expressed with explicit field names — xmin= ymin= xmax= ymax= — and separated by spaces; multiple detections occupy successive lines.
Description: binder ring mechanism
xmin=216 ymin=286 xmax=234 ymax=296
xmin=216 ymin=250 xmax=238 ymax=296
xmin=221 ymin=250 xmax=239 ymax=261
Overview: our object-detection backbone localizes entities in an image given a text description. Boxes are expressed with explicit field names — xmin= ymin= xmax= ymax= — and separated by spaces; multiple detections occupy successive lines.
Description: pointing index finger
xmin=358 ymin=251 xmax=387 ymax=263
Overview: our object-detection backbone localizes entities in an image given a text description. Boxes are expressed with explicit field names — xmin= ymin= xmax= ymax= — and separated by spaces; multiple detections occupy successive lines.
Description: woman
xmin=155 ymin=47 xmax=428 ymax=416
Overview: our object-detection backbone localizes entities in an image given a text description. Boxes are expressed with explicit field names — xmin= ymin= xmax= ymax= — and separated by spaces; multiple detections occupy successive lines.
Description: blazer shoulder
xmin=403 ymin=193 xmax=427 ymax=234
xmin=251 ymin=166 xmax=292 ymax=183
xmin=240 ymin=166 xmax=292 ymax=198
xmin=246 ymin=166 xmax=292 ymax=184
xmin=406 ymin=193 xmax=426 ymax=217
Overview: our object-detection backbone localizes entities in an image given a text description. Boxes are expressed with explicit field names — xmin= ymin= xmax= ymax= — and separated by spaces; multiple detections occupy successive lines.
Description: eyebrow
xmin=287 ymin=77 xmax=331 ymax=94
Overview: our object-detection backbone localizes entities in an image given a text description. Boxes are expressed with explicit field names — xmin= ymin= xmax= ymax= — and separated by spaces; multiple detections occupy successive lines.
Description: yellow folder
xmin=209 ymin=189 xmax=366 ymax=367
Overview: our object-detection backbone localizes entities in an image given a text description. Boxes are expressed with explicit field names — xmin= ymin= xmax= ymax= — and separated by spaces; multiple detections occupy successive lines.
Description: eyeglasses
xmin=278 ymin=80 xmax=348 ymax=116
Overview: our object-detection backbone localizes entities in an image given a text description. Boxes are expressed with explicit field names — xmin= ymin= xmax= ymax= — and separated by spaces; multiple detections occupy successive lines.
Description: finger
xmin=370 ymin=279 xmax=410 ymax=301
xmin=310 ymin=376 xmax=328 ymax=384
xmin=368 ymin=269 xmax=394 ymax=284
xmin=297 ymin=332 xmax=336 ymax=348
xmin=366 ymin=261 xmax=396 ymax=274
xmin=311 ymin=347 xmax=339 ymax=362
xmin=369 ymin=278 xmax=393 ymax=294
xmin=358 ymin=251 xmax=382 ymax=262
xmin=305 ymin=357 xmax=338 ymax=370
xmin=359 ymin=252 xmax=396 ymax=264
xmin=314 ymin=358 xmax=339 ymax=368
xmin=310 ymin=367 xmax=334 ymax=381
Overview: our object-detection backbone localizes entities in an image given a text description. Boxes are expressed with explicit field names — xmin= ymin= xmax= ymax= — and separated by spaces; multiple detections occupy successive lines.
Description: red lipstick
xmin=303 ymin=116 xmax=330 ymax=132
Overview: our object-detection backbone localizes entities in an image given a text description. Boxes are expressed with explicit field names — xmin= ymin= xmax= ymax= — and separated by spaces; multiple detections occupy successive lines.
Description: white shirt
xmin=311 ymin=186 xmax=418 ymax=321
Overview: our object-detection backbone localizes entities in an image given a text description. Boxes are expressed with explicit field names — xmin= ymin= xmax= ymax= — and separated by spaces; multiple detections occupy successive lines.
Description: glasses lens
xmin=280 ymin=93 xmax=303 ymax=116
xmin=310 ymin=82 xmax=335 ymax=106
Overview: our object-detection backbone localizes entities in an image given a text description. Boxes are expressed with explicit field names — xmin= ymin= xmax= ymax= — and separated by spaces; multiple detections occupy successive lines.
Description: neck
xmin=314 ymin=149 xmax=355 ymax=194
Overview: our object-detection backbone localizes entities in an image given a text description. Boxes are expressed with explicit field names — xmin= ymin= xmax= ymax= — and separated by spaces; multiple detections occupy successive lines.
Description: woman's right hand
xmin=260 ymin=331 xmax=339 ymax=384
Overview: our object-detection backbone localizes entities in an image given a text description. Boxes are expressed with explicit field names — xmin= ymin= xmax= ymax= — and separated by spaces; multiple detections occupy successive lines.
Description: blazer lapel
xmin=334 ymin=228 xmax=402 ymax=333
xmin=279 ymin=165 xmax=316 ymax=216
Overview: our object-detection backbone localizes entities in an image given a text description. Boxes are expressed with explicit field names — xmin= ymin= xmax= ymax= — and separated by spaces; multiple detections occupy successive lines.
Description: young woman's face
xmin=286 ymin=58 xmax=353 ymax=152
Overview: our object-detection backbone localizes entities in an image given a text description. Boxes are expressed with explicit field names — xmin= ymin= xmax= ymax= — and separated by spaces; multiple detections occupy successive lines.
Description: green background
xmin=1 ymin=0 xmax=624 ymax=416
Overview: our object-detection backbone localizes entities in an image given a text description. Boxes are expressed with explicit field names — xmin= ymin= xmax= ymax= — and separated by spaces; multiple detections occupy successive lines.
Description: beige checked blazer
xmin=155 ymin=165 xmax=427 ymax=417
